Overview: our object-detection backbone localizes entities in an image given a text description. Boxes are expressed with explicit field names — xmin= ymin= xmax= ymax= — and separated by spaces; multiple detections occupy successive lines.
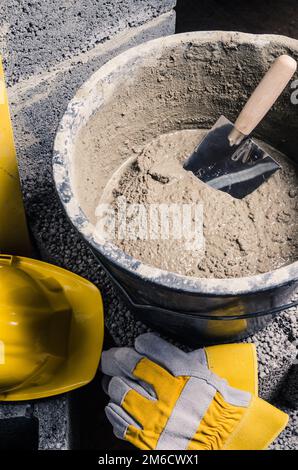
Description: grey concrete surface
xmin=0 ymin=0 xmax=176 ymax=85
xmin=0 ymin=4 xmax=176 ymax=450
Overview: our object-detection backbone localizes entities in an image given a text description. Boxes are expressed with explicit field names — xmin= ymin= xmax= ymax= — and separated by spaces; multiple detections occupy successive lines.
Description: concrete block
xmin=0 ymin=399 xmax=69 ymax=450
xmin=35 ymin=399 xmax=69 ymax=450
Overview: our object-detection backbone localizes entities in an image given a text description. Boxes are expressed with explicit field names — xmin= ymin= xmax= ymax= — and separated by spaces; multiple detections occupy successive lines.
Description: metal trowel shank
xmin=183 ymin=115 xmax=281 ymax=199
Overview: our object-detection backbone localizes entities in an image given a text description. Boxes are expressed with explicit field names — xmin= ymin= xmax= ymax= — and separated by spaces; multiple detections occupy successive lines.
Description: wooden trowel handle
xmin=229 ymin=55 xmax=297 ymax=146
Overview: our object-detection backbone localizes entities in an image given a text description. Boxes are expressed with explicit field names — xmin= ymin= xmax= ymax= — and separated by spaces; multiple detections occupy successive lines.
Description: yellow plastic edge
xmin=0 ymin=58 xmax=32 ymax=256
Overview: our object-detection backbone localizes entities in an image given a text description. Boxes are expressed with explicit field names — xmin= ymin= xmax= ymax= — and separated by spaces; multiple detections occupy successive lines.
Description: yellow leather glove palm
xmin=102 ymin=333 xmax=288 ymax=450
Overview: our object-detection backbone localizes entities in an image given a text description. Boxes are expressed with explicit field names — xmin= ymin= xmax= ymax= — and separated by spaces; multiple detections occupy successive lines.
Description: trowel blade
xmin=184 ymin=115 xmax=281 ymax=199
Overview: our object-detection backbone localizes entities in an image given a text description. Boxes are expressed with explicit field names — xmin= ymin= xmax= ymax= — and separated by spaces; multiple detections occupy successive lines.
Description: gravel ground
xmin=4 ymin=0 xmax=297 ymax=449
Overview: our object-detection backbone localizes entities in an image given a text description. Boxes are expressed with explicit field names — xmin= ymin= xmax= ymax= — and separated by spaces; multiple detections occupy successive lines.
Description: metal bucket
xmin=53 ymin=31 xmax=298 ymax=345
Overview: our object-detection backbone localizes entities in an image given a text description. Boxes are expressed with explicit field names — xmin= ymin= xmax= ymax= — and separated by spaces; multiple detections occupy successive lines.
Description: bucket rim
xmin=53 ymin=30 xmax=298 ymax=297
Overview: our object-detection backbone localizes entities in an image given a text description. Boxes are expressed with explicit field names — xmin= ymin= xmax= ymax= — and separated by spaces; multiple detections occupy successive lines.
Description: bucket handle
xmin=98 ymin=258 xmax=298 ymax=321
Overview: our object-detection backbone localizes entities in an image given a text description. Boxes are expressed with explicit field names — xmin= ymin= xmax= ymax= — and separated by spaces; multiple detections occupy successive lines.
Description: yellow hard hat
xmin=0 ymin=254 xmax=104 ymax=401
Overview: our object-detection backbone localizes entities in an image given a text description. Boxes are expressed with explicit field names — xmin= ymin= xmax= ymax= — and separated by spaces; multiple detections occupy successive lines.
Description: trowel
xmin=184 ymin=55 xmax=297 ymax=199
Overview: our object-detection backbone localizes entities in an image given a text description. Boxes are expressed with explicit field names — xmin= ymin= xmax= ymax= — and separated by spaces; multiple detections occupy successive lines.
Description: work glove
xmin=101 ymin=333 xmax=288 ymax=450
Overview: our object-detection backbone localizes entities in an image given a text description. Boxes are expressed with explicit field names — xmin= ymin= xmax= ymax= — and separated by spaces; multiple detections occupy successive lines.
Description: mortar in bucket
xmin=53 ymin=32 xmax=298 ymax=345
